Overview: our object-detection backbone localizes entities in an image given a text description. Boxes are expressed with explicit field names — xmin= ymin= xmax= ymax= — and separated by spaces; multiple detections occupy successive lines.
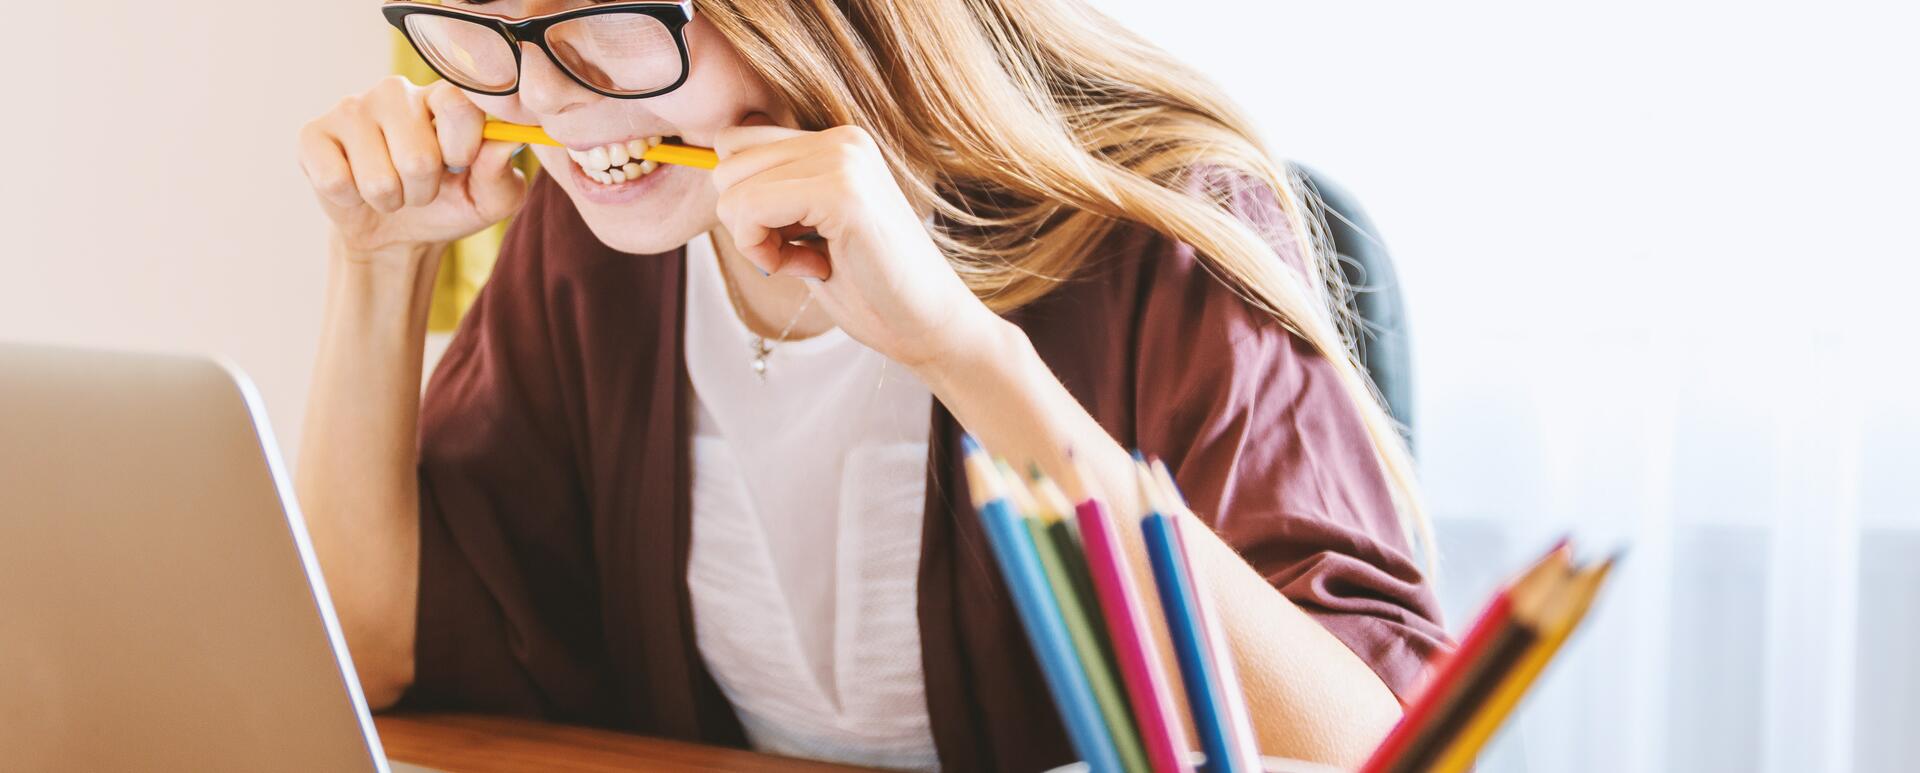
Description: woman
xmin=295 ymin=0 xmax=1447 ymax=769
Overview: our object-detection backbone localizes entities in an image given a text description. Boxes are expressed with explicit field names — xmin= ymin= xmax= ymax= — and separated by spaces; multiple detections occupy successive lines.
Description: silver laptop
xmin=0 ymin=343 xmax=436 ymax=772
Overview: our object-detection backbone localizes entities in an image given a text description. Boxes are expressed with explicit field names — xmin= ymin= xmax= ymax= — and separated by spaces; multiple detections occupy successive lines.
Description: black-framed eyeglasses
xmin=382 ymin=1 xmax=694 ymax=99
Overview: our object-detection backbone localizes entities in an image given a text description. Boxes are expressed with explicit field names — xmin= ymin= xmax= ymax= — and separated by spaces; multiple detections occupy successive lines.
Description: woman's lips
xmin=566 ymin=135 xmax=676 ymax=185
xmin=566 ymin=149 xmax=682 ymax=206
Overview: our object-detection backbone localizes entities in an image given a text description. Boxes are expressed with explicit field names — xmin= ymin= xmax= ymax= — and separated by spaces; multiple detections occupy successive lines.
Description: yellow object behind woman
xmin=392 ymin=31 xmax=539 ymax=333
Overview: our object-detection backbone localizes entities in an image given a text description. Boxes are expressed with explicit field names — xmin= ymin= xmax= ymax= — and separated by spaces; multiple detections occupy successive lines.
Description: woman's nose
xmin=514 ymin=42 xmax=595 ymax=116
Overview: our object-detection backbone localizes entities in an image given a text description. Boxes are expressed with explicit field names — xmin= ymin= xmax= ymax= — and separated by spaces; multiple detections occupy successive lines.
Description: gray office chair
xmin=1291 ymin=164 xmax=1414 ymax=451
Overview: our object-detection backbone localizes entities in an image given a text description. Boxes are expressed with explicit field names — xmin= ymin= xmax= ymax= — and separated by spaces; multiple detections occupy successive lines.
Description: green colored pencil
xmin=1002 ymin=462 xmax=1151 ymax=773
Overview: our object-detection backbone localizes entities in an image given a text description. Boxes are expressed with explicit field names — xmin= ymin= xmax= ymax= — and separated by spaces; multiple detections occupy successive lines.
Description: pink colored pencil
xmin=1075 ymin=496 xmax=1195 ymax=773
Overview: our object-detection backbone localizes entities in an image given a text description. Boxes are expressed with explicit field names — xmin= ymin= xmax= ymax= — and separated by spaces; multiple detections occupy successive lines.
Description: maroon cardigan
xmin=404 ymin=171 xmax=1448 ymax=771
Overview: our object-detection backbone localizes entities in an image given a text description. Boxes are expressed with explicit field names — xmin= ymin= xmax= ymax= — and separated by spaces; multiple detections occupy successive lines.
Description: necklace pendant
xmin=748 ymin=336 xmax=771 ymax=379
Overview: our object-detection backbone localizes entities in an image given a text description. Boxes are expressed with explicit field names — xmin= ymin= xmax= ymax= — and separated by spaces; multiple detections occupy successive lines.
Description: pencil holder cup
xmin=1045 ymin=755 xmax=1339 ymax=773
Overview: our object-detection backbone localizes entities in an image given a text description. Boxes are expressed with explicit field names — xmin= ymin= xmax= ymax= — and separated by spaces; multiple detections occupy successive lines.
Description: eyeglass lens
xmin=405 ymin=11 xmax=682 ymax=96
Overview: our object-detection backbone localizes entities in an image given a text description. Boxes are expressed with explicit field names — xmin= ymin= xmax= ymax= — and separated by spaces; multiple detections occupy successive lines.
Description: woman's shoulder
xmin=1027 ymin=163 xmax=1309 ymax=341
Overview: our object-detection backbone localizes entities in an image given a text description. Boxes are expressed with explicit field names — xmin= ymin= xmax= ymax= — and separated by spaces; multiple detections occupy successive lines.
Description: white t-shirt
xmin=682 ymin=231 xmax=940 ymax=771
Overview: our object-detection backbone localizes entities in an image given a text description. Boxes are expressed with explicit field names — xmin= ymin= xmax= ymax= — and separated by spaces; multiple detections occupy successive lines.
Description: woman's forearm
xmin=294 ymin=237 xmax=441 ymax=709
xmin=915 ymin=316 xmax=1401 ymax=766
xmin=1183 ymin=517 xmax=1404 ymax=764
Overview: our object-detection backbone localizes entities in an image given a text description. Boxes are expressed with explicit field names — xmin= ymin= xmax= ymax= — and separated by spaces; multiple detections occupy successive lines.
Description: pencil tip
xmin=1027 ymin=461 xmax=1044 ymax=481
xmin=1131 ymin=458 xmax=1160 ymax=515
xmin=1543 ymin=533 xmax=1575 ymax=562
xmin=1148 ymin=457 xmax=1188 ymax=508
xmin=1130 ymin=449 xmax=1146 ymax=462
xmin=961 ymin=434 xmax=981 ymax=457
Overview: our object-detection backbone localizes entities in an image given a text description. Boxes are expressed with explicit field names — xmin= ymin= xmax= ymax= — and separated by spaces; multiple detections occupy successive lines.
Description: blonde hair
xmin=701 ymin=0 xmax=1435 ymax=565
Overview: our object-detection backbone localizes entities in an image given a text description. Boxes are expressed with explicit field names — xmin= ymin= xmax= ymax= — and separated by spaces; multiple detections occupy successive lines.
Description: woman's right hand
xmin=297 ymin=76 xmax=528 ymax=262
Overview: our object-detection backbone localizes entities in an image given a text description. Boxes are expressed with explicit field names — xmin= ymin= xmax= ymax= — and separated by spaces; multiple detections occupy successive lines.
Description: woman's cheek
xmin=466 ymin=94 xmax=534 ymax=125
xmin=529 ymin=147 xmax=570 ymax=177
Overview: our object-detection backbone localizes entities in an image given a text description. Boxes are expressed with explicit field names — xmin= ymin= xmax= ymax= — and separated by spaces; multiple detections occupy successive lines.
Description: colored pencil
xmin=1073 ymin=489 xmax=1195 ymax=773
xmin=1428 ymin=554 xmax=1619 ymax=773
xmin=1028 ymin=475 xmax=1121 ymax=668
xmin=1359 ymin=540 xmax=1571 ymax=773
xmin=963 ymin=437 xmax=1616 ymax=773
xmin=1376 ymin=544 xmax=1574 ymax=773
xmin=1148 ymin=460 xmax=1263 ymax=773
xmin=1137 ymin=460 xmax=1255 ymax=773
xmin=1022 ymin=470 xmax=1152 ymax=773
xmin=1356 ymin=591 xmax=1514 ymax=773
xmin=481 ymin=120 xmax=719 ymax=169
xmin=962 ymin=438 xmax=1124 ymax=773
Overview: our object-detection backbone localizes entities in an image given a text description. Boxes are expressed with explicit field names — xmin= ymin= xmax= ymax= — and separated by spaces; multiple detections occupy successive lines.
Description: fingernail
xmin=444 ymin=165 xmax=468 ymax=175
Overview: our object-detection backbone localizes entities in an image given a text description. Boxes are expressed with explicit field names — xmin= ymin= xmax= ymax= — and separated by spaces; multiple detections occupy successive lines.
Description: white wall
xmin=0 ymin=4 xmax=385 ymax=458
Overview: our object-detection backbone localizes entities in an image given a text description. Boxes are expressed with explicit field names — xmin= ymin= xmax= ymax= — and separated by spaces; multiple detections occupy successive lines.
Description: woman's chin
xmin=577 ymin=216 xmax=704 ymax=257
xmin=560 ymin=179 xmax=714 ymax=256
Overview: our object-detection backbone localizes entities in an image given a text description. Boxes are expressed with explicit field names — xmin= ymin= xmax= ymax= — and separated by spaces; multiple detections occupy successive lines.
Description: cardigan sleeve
xmin=400 ymin=177 xmax=614 ymax=720
xmin=1130 ymin=176 xmax=1449 ymax=701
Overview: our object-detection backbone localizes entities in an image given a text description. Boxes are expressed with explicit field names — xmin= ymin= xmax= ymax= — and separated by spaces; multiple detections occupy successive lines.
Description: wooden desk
xmin=376 ymin=713 xmax=878 ymax=772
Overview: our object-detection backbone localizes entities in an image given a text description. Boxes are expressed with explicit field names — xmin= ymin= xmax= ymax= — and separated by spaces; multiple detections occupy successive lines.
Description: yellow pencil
xmin=481 ymin=120 xmax=719 ymax=170
xmin=1428 ymin=555 xmax=1618 ymax=773
xmin=478 ymin=120 xmax=558 ymax=148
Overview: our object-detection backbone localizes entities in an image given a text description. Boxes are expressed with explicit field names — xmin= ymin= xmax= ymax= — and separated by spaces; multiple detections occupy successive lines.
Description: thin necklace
xmin=715 ymin=253 xmax=814 ymax=379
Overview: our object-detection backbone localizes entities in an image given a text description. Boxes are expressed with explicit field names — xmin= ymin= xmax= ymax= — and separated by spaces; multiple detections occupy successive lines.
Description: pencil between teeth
xmin=639 ymin=143 xmax=720 ymax=170
xmin=481 ymin=120 xmax=719 ymax=170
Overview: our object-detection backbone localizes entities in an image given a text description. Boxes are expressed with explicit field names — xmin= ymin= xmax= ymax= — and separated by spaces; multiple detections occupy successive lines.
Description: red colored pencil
xmin=1358 ymin=541 xmax=1569 ymax=773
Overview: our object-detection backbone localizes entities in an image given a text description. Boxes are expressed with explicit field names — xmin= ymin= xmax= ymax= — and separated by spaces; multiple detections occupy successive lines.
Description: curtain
xmin=1419 ymin=293 xmax=1918 ymax=772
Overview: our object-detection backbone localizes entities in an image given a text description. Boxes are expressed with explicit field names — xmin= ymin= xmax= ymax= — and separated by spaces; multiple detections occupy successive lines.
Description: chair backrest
xmin=1290 ymin=164 xmax=1415 ymax=451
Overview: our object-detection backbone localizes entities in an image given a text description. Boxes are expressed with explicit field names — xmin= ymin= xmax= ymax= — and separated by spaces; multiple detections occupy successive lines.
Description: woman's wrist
xmin=329 ymin=231 xmax=446 ymax=277
xmin=908 ymin=307 xmax=1027 ymax=397
xmin=323 ymin=233 xmax=446 ymax=339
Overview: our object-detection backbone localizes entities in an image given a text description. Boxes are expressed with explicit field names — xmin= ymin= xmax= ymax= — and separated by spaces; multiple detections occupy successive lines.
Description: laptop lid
xmin=0 ymin=343 xmax=391 ymax=772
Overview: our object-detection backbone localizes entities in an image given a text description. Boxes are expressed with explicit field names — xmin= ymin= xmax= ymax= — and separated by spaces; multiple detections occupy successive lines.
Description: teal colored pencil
xmin=964 ymin=441 xmax=1124 ymax=773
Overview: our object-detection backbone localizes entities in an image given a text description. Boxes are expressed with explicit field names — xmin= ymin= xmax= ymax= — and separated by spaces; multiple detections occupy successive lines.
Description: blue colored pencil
xmin=963 ymin=436 xmax=1125 ymax=773
xmin=1152 ymin=459 xmax=1262 ymax=771
xmin=1136 ymin=460 xmax=1255 ymax=773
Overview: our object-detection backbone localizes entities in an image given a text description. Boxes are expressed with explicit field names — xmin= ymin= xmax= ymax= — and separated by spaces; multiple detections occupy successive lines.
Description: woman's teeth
xmin=569 ymin=136 xmax=671 ymax=185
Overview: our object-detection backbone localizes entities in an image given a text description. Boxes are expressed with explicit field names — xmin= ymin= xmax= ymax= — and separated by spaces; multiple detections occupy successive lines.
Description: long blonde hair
xmin=701 ymin=0 xmax=1434 ymax=564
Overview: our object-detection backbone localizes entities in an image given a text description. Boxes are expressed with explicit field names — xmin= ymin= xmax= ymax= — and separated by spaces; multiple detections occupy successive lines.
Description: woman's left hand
xmin=710 ymin=123 xmax=1003 ymax=373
